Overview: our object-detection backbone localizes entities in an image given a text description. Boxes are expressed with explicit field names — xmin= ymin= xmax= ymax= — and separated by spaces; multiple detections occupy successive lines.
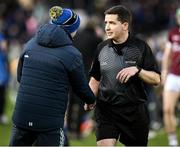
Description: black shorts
xmin=9 ymin=124 xmax=65 ymax=146
xmin=95 ymin=101 xmax=149 ymax=146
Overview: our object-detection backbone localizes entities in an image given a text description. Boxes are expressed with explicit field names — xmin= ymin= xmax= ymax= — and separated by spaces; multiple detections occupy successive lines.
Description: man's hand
xmin=84 ymin=102 xmax=96 ymax=111
xmin=116 ymin=66 xmax=139 ymax=83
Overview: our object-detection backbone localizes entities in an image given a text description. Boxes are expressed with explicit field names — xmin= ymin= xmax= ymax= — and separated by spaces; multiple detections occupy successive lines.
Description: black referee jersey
xmin=89 ymin=34 xmax=160 ymax=106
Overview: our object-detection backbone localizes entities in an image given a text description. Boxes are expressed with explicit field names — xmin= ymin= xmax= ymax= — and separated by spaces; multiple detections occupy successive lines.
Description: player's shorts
xmin=95 ymin=101 xmax=149 ymax=146
xmin=164 ymin=73 xmax=180 ymax=92
xmin=9 ymin=124 xmax=65 ymax=146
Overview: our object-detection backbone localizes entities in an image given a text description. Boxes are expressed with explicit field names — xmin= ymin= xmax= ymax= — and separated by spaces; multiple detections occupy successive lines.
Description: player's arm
xmin=161 ymin=42 xmax=171 ymax=84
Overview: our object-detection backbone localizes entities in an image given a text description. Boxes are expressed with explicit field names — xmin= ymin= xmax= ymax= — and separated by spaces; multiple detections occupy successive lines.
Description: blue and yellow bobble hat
xmin=49 ymin=6 xmax=80 ymax=33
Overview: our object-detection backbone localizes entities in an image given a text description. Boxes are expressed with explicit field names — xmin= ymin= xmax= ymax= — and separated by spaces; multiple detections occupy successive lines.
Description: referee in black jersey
xmin=84 ymin=5 xmax=161 ymax=146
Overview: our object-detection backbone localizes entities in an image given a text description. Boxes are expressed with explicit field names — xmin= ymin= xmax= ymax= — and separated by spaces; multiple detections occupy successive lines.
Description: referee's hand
xmin=116 ymin=66 xmax=139 ymax=83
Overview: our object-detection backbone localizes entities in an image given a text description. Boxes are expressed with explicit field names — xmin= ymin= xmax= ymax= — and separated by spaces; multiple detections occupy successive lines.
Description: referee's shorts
xmin=95 ymin=101 xmax=149 ymax=146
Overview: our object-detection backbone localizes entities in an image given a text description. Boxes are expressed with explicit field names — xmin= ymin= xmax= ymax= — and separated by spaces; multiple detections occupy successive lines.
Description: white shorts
xmin=164 ymin=73 xmax=180 ymax=92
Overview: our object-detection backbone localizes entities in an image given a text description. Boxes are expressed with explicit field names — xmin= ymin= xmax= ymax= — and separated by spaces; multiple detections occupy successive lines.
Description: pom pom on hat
xmin=49 ymin=6 xmax=80 ymax=33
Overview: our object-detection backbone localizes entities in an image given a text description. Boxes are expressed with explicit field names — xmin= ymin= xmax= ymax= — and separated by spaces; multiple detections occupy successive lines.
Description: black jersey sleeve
xmin=89 ymin=49 xmax=101 ymax=81
xmin=141 ymin=42 xmax=160 ymax=74
xmin=89 ymin=41 xmax=106 ymax=81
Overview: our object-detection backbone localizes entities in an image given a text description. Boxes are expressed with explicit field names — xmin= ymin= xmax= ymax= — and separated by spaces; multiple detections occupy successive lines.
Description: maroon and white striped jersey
xmin=168 ymin=27 xmax=180 ymax=75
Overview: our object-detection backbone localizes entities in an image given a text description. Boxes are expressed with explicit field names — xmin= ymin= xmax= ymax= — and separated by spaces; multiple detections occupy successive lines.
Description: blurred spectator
xmin=66 ymin=16 xmax=103 ymax=139
xmin=0 ymin=32 xmax=9 ymax=124
xmin=74 ymin=16 xmax=103 ymax=76
xmin=161 ymin=7 xmax=180 ymax=147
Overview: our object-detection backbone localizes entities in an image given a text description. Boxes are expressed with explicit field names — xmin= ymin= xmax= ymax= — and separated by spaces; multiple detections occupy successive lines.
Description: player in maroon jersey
xmin=162 ymin=7 xmax=180 ymax=147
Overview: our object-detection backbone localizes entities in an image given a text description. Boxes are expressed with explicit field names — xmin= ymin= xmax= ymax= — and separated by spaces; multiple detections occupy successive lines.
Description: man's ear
xmin=70 ymin=31 xmax=77 ymax=38
xmin=122 ymin=22 xmax=129 ymax=31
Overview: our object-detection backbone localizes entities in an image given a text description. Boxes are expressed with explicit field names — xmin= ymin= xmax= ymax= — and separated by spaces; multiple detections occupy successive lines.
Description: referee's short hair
xmin=104 ymin=5 xmax=132 ymax=27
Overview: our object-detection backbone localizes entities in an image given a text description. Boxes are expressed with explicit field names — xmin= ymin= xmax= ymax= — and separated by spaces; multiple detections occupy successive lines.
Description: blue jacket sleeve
xmin=68 ymin=55 xmax=96 ymax=104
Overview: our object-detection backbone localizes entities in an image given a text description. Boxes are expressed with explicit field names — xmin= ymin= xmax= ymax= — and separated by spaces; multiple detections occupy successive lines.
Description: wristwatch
xmin=136 ymin=66 xmax=142 ymax=76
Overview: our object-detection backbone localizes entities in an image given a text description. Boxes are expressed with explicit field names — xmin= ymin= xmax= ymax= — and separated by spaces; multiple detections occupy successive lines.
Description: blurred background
xmin=0 ymin=0 xmax=180 ymax=146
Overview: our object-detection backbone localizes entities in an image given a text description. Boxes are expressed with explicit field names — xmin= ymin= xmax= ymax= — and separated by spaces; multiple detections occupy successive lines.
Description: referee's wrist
xmin=136 ymin=66 xmax=142 ymax=76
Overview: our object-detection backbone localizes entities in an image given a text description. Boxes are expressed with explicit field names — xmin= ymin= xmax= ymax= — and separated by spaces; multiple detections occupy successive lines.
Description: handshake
xmin=84 ymin=102 xmax=96 ymax=111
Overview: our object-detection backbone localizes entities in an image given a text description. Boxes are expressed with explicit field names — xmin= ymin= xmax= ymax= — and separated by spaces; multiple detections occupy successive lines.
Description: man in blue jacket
xmin=9 ymin=6 xmax=96 ymax=146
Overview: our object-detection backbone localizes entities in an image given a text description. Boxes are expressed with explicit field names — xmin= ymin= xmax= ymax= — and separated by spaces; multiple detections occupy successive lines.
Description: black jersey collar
xmin=108 ymin=33 xmax=131 ymax=48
